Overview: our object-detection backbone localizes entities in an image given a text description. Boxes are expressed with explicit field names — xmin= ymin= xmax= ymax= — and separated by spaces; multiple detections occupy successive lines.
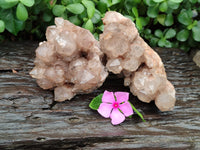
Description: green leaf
xmin=74 ymin=0 xmax=82 ymax=3
xmin=164 ymin=40 xmax=173 ymax=48
xmin=112 ymin=0 xmax=121 ymax=5
xmin=165 ymin=28 xmax=176 ymax=39
xmin=0 ymin=20 xmax=5 ymax=33
xmin=66 ymin=3 xmax=84 ymax=14
xmin=1 ymin=9 xmax=24 ymax=35
xmin=129 ymin=101 xmax=145 ymax=122
xmin=157 ymin=14 xmax=166 ymax=25
xmin=43 ymin=11 xmax=52 ymax=22
xmin=178 ymin=10 xmax=193 ymax=26
xmin=143 ymin=29 xmax=151 ymax=35
xmin=89 ymin=93 xmax=103 ymax=110
xmin=134 ymin=0 xmax=141 ymax=4
xmin=192 ymin=23 xmax=200 ymax=42
xmin=93 ymin=32 xmax=99 ymax=40
xmin=79 ymin=9 xmax=87 ymax=20
xmin=69 ymin=15 xmax=81 ymax=25
xmin=153 ymin=0 xmax=164 ymax=2
xmin=20 ymin=0 xmax=34 ymax=7
xmin=147 ymin=6 xmax=159 ymax=18
xmin=16 ymin=3 xmax=28 ymax=21
xmin=47 ymin=0 xmax=57 ymax=9
xmin=84 ymin=19 xmax=93 ymax=33
xmin=35 ymin=0 xmax=42 ymax=5
xmin=189 ymin=0 xmax=197 ymax=3
xmin=125 ymin=15 xmax=134 ymax=21
xmin=14 ymin=18 xmax=25 ymax=34
xmin=98 ymin=24 xmax=104 ymax=32
xmin=187 ymin=20 xmax=198 ymax=30
xmin=176 ymin=29 xmax=189 ymax=42
xmin=52 ymin=5 xmax=66 ymax=16
xmin=169 ymin=0 xmax=183 ymax=3
xmin=61 ymin=0 xmax=72 ymax=5
xmin=136 ymin=18 xmax=142 ymax=30
xmin=91 ymin=9 xmax=101 ymax=24
xmin=159 ymin=1 xmax=168 ymax=12
xmin=158 ymin=38 xmax=166 ymax=47
xmin=167 ymin=1 xmax=179 ymax=9
xmin=0 ymin=0 xmax=18 ymax=9
xmin=155 ymin=29 xmax=163 ymax=38
xmin=132 ymin=7 xmax=139 ymax=18
xmin=60 ymin=12 xmax=68 ymax=20
xmin=82 ymin=0 xmax=95 ymax=19
xmin=140 ymin=17 xmax=150 ymax=27
xmin=97 ymin=1 xmax=107 ymax=13
xmin=32 ymin=2 xmax=43 ymax=15
xmin=104 ymin=0 xmax=113 ymax=7
xmin=150 ymin=37 xmax=159 ymax=46
xmin=144 ymin=0 xmax=156 ymax=6
xmin=165 ymin=14 xmax=173 ymax=26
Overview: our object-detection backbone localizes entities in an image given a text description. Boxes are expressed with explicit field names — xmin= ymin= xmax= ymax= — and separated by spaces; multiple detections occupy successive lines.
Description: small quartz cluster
xmin=30 ymin=17 xmax=108 ymax=102
xmin=100 ymin=11 xmax=176 ymax=111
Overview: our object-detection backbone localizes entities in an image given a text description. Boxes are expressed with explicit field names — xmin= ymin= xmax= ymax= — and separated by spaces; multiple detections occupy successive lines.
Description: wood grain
xmin=0 ymin=41 xmax=199 ymax=150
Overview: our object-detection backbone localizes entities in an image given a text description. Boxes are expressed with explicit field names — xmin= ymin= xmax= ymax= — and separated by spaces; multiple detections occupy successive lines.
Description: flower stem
xmin=129 ymin=101 xmax=146 ymax=122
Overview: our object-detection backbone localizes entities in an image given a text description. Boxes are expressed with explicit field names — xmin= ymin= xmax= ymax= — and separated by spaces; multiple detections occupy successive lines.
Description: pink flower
xmin=97 ymin=90 xmax=133 ymax=125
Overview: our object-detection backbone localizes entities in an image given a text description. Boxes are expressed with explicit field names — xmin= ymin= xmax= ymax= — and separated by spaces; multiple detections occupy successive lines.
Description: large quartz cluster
xmin=30 ymin=18 xmax=108 ymax=102
xmin=30 ymin=12 xmax=176 ymax=112
xmin=100 ymin=11 xmax=176 ymax=111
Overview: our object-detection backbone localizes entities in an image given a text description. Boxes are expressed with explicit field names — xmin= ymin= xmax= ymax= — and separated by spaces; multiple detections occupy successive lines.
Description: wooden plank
xmin=0 ymin=42 xmax=200 ymax=149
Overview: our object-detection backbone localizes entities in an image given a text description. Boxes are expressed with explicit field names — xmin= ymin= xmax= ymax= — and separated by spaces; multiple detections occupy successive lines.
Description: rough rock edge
xmin=30 ymin=17 xmax=108 ymax=102
xmin=100 ymin=11 xmax=176 ymax=112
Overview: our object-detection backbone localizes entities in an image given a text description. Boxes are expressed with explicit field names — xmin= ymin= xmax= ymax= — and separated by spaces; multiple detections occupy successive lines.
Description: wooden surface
xmin=0 ymin=41 xmax=200 ymax=150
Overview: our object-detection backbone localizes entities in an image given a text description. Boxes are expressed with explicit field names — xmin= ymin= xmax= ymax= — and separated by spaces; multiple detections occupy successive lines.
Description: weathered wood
xmin=0 ymin=41 xmax=200 ymax=150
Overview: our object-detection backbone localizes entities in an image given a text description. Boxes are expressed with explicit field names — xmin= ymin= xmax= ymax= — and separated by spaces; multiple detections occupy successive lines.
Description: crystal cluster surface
xmin=100 ymin=11 xmax=176 ymax=111
xmin=30 ymin=12 xmax=176 ymax=112
xmin=30 ymin=18 xmax=108 ymax=102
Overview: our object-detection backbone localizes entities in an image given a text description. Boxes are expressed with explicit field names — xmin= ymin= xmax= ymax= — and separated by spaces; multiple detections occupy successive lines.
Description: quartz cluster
xmin=100 ymin=11 xmax=176 ymax=111
xmin=30 ymin=12 xmax=176 ymax=112
xmin=30 ymin=17 xmax=108 ymax=102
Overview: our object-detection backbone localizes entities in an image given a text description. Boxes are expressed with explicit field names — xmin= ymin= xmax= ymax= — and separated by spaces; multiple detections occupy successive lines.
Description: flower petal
xmin=114 ymin=92 xmax=129 ymax=103
xmin=97 ymin=103 xmax=113 ymax=118
xmin=119 ymin=102 xmax=134 ymax=117
xmin=110 ymin=109 xmax=125 ymax=125
xmin=102 ymin=90 xmax=115 ymax=103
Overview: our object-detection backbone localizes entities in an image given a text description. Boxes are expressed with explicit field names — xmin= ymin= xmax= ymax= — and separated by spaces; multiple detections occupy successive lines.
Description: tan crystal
xmin=100 ymin=11 xmax=176 ymax=111
xmin=30 ymin=17 xmax=108 ymax=102
xmin=54 ymin=85 xmax=74 ymax=102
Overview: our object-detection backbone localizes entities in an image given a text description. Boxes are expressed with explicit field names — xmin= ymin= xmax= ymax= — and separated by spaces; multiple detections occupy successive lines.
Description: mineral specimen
xmin=100 ymin=11 xmax=176 ymax=111
xmin=30 ymin=17 xmax=108 ymax=102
